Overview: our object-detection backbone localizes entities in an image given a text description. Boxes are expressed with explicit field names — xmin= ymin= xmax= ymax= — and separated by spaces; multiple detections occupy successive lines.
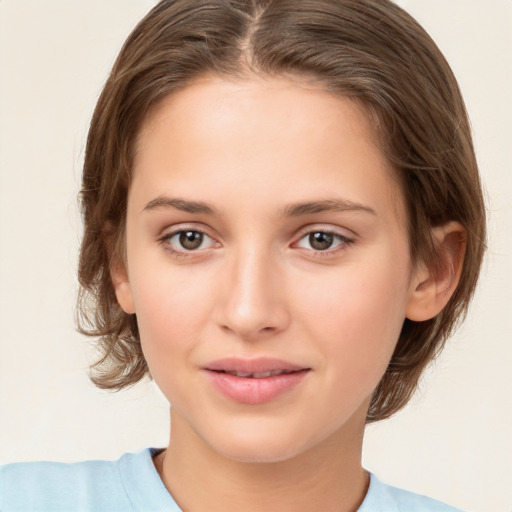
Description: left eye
xmin=296 ymin=231 xmax=348 ymax=251
xmin=165 ymin=230 xmax=215 ymax=251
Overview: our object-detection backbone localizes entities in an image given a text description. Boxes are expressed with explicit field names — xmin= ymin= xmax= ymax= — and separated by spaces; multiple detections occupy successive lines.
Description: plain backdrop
xmin=0 ymin=1 xmax=511 ymax=511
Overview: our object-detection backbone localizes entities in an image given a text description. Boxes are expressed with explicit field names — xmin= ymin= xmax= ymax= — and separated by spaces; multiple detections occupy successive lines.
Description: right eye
xmin=160 ymin=229 xmax=217 ymax=253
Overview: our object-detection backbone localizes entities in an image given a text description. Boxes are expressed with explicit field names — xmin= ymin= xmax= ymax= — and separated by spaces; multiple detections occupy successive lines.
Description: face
xmin=115 ymin=75 xmax=422 ymax=463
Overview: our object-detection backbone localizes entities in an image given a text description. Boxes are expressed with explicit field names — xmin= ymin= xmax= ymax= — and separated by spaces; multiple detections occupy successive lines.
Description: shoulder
xmin=358 ymin=473 xmax=466 ymax=512
xmin=0 ymin=448 xmax=178 ymax=512
xmin=0 ymin=454 xmax=132 ymax=511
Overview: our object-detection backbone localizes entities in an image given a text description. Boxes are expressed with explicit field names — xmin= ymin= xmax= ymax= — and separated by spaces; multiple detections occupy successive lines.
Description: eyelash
xmin=157 ymin=227 xmax=355 ymax=259
xmin=293 ymin=229 xmax=355 ymax=258
xmin=157 ymin=228 xmax=217 ymax=258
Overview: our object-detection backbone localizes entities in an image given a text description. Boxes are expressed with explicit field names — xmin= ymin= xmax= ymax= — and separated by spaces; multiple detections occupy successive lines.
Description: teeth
xmin=253 ymin=371 xmax=273 ymax=378
xmin=225 ymin=370 xmax=292 ymax=378
xmin=230 ymin=371 xmax=252 ymax=377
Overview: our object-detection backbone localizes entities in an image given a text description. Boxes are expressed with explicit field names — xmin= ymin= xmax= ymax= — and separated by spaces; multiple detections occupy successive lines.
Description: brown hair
xmin=77 ymin=0 xmax=486 ymax=422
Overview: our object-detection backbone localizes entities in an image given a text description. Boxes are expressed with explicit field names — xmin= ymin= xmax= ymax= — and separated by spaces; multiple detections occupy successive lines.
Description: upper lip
xmin=204 ymin=357 xmax=309 ymax=374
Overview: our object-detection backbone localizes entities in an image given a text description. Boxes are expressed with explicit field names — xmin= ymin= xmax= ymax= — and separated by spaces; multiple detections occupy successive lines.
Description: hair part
xmin=77 ymin=0 xmax=486 ymax=422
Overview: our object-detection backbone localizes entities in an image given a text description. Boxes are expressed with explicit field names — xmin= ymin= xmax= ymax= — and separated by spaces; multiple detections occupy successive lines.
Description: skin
xmin=113 ymin=75 xmax=464 ymax=512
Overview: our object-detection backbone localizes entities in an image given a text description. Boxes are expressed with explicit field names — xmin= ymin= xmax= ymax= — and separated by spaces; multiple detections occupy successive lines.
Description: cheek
xmin=129 ymin=263 xmax=212 ymax=365
xmin=296 ymin=258 xmax=410 ymax=379
xmin=132 ymin=276 xmax=209 ymax=403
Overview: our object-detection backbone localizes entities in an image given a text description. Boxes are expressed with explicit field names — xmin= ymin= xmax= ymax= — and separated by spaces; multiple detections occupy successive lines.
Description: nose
xmin=215 ymin=247 xmax=290 ymax=341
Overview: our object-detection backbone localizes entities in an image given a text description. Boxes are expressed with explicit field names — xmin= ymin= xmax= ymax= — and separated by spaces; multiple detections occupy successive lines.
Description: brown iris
xmin=309 ymin=232 xmax=334 ymax=250
xmin=179 ymin=230 xmax=204 ymax=250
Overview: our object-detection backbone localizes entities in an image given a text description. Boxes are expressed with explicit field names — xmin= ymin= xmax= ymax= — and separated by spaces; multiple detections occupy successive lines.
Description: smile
xmin=203 ymin=358 xmax=311 ymax=405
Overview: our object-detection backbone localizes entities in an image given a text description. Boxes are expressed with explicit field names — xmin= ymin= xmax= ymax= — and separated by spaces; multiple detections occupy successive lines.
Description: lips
xmin=222 ymin=369 xmax=296 ymax=378
xmin=203 ymin=358 xmax=311 ymax=405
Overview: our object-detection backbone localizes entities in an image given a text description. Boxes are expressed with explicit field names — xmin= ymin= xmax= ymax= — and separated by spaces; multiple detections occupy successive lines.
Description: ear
xmin=104 ymin=222 xmax=135 ymax=315
xmin=111 ymin=258 xmax=136 ymax=314
xmin=406 ymin=221 xmax=466 ymax=321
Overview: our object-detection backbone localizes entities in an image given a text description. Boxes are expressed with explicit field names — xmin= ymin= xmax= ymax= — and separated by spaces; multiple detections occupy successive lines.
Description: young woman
xmin=0 ymin=1 xmax=487 ymax=510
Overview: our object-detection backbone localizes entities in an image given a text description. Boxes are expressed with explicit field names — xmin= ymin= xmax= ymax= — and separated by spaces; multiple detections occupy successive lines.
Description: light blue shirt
xmin=0 ymin=448 xmax=465 ymax=511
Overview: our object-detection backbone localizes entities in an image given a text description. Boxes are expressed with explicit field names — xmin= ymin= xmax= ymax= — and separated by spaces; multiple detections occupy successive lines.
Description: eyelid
xmin=292 ymin=225 xmax=356 ymax=254
xmin=157 ymin=224 xmax=221 ymax=254
xmin=294 ymin=223 xmax=356 ymax=241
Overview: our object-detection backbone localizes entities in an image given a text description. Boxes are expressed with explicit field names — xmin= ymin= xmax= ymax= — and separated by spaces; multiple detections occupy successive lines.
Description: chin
xmin=204 ymin=425 xmax=324 ymax=465
xmin=217 ymin=443 xmax=304 ymax=464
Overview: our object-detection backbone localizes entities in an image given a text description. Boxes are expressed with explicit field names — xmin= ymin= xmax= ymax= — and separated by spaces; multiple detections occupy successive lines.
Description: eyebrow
xmin=142 ymin=196 xmax=376 ymax=217
xmin=143 ymin=196 xmax=217 ymax=214
xmin=283 ymin=199 xmax=376 ymax=217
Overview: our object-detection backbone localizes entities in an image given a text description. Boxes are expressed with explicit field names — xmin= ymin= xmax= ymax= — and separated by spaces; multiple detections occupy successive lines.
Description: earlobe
xmin=406 ymin=221 xmax=466 ymax=322
xmin=111 ymin=260 xmax=136 ymax=315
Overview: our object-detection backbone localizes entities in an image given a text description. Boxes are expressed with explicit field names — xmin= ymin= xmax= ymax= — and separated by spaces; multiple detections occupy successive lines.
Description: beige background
xmin=0 ymin=1 xmax=511 ymax=511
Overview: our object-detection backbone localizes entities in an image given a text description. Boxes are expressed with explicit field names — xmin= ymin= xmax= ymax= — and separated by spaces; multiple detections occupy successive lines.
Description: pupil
xmin=309 ymin=232 xmax=333 ymax=250
xmin=179 ymin=231 xmax=203 ymax=250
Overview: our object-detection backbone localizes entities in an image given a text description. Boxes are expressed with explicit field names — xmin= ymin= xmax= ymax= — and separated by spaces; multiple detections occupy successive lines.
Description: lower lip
xmin=205 ymin=370 xmax=310 ymax=405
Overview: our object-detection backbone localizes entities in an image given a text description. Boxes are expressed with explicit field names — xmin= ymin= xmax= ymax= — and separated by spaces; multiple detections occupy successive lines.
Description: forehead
xmin=132 ymin=74 xmax=405 ymax=224
xmin=138 ymin=74 xmax=385 ymax=159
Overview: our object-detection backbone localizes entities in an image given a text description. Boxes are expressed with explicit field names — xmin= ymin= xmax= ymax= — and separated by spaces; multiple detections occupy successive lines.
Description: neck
xmin=154 ymin=408 xmax=369 ymax=512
